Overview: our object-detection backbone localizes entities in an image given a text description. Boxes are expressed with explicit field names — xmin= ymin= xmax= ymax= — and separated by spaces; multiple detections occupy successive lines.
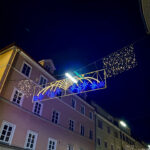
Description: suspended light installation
xmin=33 ymin=69 xmax=106 ymax=102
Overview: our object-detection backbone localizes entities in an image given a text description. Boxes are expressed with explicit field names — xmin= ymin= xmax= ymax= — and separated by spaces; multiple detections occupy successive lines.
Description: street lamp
xmin=65 ymin=73 xmax=78 ymax=83
xmin=119 ymin=120 xmax=127 ymax=128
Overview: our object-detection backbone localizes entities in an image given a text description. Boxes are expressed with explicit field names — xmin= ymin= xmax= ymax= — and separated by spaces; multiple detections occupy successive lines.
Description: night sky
xmin=0 ymin=0 xmax=150 ymax=143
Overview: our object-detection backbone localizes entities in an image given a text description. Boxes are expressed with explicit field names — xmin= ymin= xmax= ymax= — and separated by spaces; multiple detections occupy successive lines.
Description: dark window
xmin=80 ymin=125 xmax=84 ymax=136
xmin=52 ymin=110 xmax=59 ymax=124
xmin=71 ymin=99 xmax=76 ymax=109
xmin=107 ymin=127 xmax=110 ymax=134
xmin=89 ymin=130 xmax=93 ymax=140
xmin=89 ymin=112 xmax=93 ymax=119
xmin=111 ymin=145 xmax=114 ymax=150
xmin=97 ymin=138 xmax=101 ymax=146
xmin=21 ymin=63 xmax=31 ymax=77
xmin=81 ymin=105 xmax=85 ymax=115
xmin=69 ymin=120 xmax=74 ymax=131
xmin=98 ymin=120 xmax=103 ymax=129
xmin=104 ymin=141 xmax=107 ymax=148
xmin=39 ymin=76 xmax=47 ymax=88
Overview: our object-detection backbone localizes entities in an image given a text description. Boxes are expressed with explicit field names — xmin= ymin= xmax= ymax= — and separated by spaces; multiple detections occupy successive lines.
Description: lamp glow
xmin=119 ymin=121 xmax=127 ymax=128
xmin=65 ymin=73 xmax=77 ymax=83
xmin=148 ymin=145 xmax=150 ymax=149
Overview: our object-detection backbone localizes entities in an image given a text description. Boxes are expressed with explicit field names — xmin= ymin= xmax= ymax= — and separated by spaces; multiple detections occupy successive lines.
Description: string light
xmin=17 ymin=79 xmax=35 ymax=97
xmin=103 ymin=45 xmax=137 ymax=78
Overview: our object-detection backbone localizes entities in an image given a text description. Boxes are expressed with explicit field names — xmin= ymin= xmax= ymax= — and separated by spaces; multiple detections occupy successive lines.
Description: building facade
xmin=0 ymin=45 xmax=95 ymax=150
xmin=0 ymin=44 xmax=147 ymax=150
xmin=91 ymin=102 xmax=147 ymax=150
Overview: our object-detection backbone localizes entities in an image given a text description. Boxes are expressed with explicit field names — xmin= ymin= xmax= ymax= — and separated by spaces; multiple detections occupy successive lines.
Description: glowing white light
xmin=119 ymin=121 xmax=127 ymax=128
xmin=65 ymin=73 xmax=77 ymax=83
xmin=148 ymin=145 xmax=150 ymax=149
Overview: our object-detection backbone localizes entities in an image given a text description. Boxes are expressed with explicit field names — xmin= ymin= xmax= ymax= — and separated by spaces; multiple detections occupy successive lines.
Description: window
xmin=80 ymin=125 xmax=84 ymax=136
xmin=11 ymin=88 xmax=24 ymax=106
xmin=81 ymin=105 xmax=85 ymax=115
xmin=97 ymin=138 xmax=101 ymax=146
xmin=111 ymin=145 xmax=114 ymax=150
xmin=33 ymin=102 xmax=43 ymax=116
xmin=52 ymin=110 xmax=59 ymax=124
xmin=39 ymin=75 xmax=47 ymax=88
xmin=47 ymin=138 xmax=57 ymax=150
xmin=69 ymin=120 xmax=74 ymax=131
xmin=71 ymin=99 xmax=76 ymax=109
xmin=24 ymin=130 xmax=38 ymax=150
xmin=114 ymin=131 xmax=118 ymax=138
xmin=21 ymin=62 xmax=32 ymax=77
xmin=0 ymin=121 xmax=16 ymax=144
xmin=107 ymin=126 xmax=110 ymax=134
xmin=104 ymin=141 xmax=107 ymax=148
xmin=67 ymin=144 xmax=74 ymax=150
xmin=89 ymin=112 xmax=93 ymax=120
xmin=89 ymin=129 xmax=93 ymax=140
xmin=98 ymin=120 xmax=103 ymax=129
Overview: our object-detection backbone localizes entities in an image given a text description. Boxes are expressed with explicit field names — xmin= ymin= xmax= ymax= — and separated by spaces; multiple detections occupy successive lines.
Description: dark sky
xmin=0 ymin=0 xmax=150 ymax=143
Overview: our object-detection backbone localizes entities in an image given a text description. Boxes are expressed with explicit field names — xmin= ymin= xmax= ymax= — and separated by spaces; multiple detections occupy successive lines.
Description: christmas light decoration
xmin=33 ymin=69 xmax=106 ymax=102
xmin=103 ymin=45 xmax=137 ymax=78
xmin=17 ymin=79 xmax=35 ymax=97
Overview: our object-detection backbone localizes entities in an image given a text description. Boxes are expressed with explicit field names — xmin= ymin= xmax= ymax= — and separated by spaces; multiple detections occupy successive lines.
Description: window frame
xmin=80 ymin=124 xmax=85 ymax=136
xmin=11 ymin=87 xmax=24 ymax=106
xmin=24 ymin=130 xmax=38 ymax=150
xmin=47 ymin=137 xmax=57 ymax=150
xmin=32 ymin=101 xmax=43 ymax=116
xmin=80 ymin=105 xmax=85 ymax=115
xmin=89 ymin=111 xmax=93 ymax=120
xmin=39 ymin=75 xmax=48 ymax=88
xmin=67 ymin=144 xmax=74 ymax=150
xmin=97 ymin=137 xmax=101 ymax=146
xmin=0 ymin=120 xmax=16 ymax=145
xmin=21 ymin=61 xmax=32 ymax=78
xmin=69 ymin=119 xmax=75 ymax=131
xmin=71 ymin=98 xmax=76 ymax=109
xmin=51 ymin=110 xmax=60 ymax=124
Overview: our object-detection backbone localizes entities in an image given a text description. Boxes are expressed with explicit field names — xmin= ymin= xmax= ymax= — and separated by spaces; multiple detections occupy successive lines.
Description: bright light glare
xmin=65 ymin=73 xmax=77 ymax=83
xmin=119 ymin=121 xmax=127 ymax=127
xmin=148 ymin=145 xmax=150 ymax=149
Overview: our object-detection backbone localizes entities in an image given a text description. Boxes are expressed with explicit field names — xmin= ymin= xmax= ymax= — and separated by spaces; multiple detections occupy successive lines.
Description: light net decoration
xmin=17 ymin=79 xmax=35 ymax=97
xmin=103 ymin=45 xmax=137 ymax=78
xmin=33 ymin=69 xmax=106 ymax=102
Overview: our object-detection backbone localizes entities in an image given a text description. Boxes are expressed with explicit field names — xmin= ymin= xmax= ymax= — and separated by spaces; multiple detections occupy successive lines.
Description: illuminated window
xmin=69 ymin=120 xmax=74 ymax=131
xmin=71 ymin=99 xmax=76 ymax=109
xmin=39 ymin=75 xmax=47 ymax=88
xmin=24 ymin=130 xmax=38 ymax=150
xmin=21 ymin=62 xmax=32 ymax=77
xmin=97 ymin=138 xmax=101 ymax=146
xmin=11 ymin=88 xmax=24 ymax=106
xmin=52 ymin=110 xmax=59 ymax=124
xmin=89 ymin=112 xmax=93 ymax=120
xmin=89 ymin=129 xmax=93 ymax=140
xmin=0 ymin=121 xmax=16 ymax=144
xmin=67 ymin=144 xmax=74 ymax=150
xmin=33 ymin=102 xmax=43 ymax=116
xmin=98 ymin=120 xmax=103 ymax=129
xmin=81 ymin=105 xmax=85 ymax=115
xmin=80 ymin=125 xmax=84 ymax=136
xmin=104 ymin=141 xmax=107 ymax=148
xmin=47 ymin=138 xmax=57 ymax=150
